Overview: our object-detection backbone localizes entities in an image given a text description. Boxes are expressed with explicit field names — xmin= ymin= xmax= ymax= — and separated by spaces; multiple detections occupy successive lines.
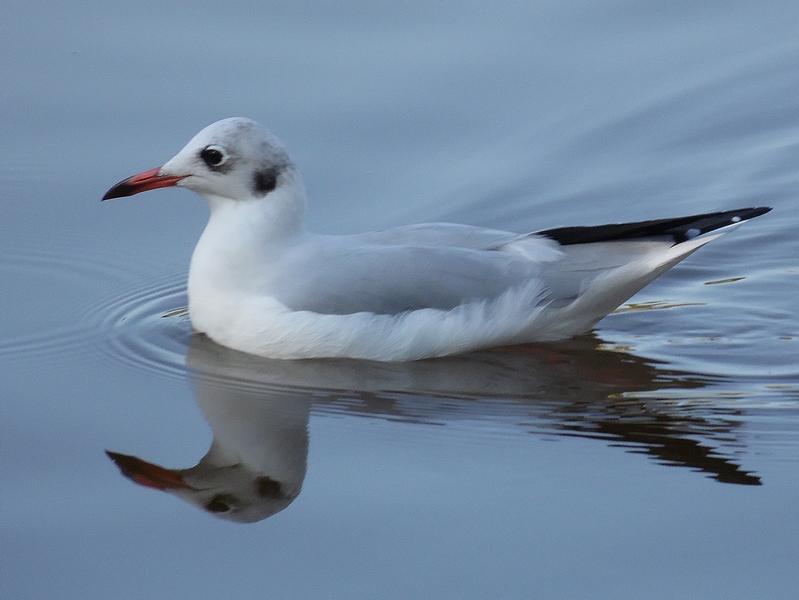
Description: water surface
xmin=2 ymin=2 xmax=799 ymax=599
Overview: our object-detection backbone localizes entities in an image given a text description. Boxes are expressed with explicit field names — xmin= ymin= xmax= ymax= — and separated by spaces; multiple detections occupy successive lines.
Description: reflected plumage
xmin=106 ymin=377 xmax=310 ymax=524
xmin=103 ymin=334 xmax=760 ymax=524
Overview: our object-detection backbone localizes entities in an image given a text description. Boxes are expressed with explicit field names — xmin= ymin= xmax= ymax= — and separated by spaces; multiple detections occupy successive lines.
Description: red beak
xmin=102 ymin=167 xmax=185 ymax=200
xmin=106 ymin=450 xmax=196 ymax=491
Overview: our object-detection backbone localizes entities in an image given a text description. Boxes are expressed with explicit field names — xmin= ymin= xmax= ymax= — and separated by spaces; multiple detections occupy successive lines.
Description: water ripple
xmin=0 ymin=249 xmax=142 ymax=359
xmin=0 ymin=249 xmax=192 ymax=379
xmin=91 ymin=272 xmax=193 ymax=381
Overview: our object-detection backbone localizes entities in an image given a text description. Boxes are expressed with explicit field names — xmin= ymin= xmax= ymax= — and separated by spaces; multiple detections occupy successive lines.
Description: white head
xmin=103 ymin=117 xmax=299 ymax=205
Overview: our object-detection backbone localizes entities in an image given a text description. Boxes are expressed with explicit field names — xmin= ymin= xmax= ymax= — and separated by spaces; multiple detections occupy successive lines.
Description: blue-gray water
xmin=2 ymin=2 xmax=799 ymax=598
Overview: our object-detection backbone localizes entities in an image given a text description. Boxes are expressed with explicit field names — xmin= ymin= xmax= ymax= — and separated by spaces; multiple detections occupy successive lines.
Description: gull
xmin=103 ymin=117 xmax=770 ymax=361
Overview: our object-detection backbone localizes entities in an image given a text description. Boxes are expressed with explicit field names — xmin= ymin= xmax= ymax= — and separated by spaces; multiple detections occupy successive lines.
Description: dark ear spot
xmin=253 ymin=168 xmax=278 ymax=197
xmin=255 ymin=476 xmax=284 ymax=499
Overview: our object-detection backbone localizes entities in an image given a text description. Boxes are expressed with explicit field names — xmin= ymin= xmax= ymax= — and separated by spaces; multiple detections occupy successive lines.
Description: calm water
xmin=2 ymin=2 xmax=799 ymax=598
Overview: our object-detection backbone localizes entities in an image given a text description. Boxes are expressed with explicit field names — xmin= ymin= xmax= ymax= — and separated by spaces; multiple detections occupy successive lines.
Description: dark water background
xmin=2 ymin=2 xmax=798 ymax=598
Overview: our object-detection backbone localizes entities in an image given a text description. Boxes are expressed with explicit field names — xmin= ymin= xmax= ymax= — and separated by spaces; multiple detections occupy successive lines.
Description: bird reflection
xmin=107 ymin=373 xmax=310 ymax=523
xmin=107 ymin=333 xmax=760 ymax=523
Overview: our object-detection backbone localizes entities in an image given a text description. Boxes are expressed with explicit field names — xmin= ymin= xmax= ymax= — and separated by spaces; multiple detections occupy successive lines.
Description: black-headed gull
xmin=103 ymin=117 xmax=770 ymax=361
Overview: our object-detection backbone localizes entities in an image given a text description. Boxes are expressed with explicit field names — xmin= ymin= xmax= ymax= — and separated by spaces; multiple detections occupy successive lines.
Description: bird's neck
xmin=191 ymin=383 xmax=311 ymax=495
xmin=188 ymin=180 xmax=309 ymax=299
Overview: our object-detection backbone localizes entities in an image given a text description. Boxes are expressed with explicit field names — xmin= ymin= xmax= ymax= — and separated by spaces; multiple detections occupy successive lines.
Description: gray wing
xmin=270 ymin=239 xmax=547 ymax=315
xmin=353 ymin=223 xmax=519 ymax=250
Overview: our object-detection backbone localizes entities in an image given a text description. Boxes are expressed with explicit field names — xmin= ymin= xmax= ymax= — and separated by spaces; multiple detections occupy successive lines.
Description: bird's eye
xmin=205 ymin=494 xmax=235 ymax=513
xmin=200 ymin=145 xmax=227 ymax=168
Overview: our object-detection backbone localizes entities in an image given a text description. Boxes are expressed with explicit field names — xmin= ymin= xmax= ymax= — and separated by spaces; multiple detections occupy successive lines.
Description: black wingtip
xmin=741 ymin=206 xmax=772 ymax=219
xmin=538 ymin=206 xmax=772 ymax=246
xmin=665 ymin=206 xmax=772 ymax=242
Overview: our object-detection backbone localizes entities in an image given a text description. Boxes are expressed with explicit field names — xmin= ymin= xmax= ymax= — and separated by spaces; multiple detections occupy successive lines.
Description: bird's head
xmin=103 ymin=117 xmax=296 ymax=205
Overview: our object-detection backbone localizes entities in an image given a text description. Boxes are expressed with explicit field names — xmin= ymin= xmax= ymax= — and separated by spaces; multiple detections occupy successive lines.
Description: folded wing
xmin=272 ymin=207 xmax=770 ymax=328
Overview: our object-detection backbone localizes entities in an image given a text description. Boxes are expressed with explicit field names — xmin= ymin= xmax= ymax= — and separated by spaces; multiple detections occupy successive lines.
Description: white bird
xmin=103 ymin=117 xmax=770 ymax=361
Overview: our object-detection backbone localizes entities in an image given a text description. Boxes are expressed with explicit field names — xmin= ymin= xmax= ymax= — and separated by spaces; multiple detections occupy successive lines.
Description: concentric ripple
xmin=0 ymin=249 xmax=143 ymax=359
xmin=1 ymin=248 xmax=193 ymax=380
xmin=91 ymin=271 xmax=194 ymax=381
